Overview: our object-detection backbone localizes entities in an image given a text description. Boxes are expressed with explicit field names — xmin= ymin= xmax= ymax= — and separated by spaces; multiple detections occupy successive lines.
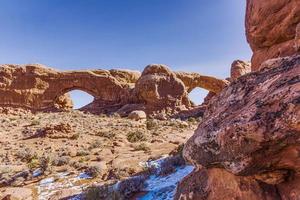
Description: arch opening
xmin=68 ymin=90 xmax=95 ymax=109
xmin=188 ymin=87 xmax=209 ymax=106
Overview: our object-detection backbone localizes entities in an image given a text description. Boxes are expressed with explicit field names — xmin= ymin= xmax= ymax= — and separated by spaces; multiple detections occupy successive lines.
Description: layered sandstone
xmin=175 ymin=55 xmax=300 ymax=200
xmin=0 ymin=64 xmax=227 ymax=116
xmin=230 ymin=60 xmax=251 ymax=81
xmin=246 ymin=0 xmax=300 ymax=71
xmin=175 ymin=72 xmax=229 ymax=94
xmin=134 ymin=64 xmax=190 ymax=112
xmin=0 ymin=64 xmax=133 ymax=112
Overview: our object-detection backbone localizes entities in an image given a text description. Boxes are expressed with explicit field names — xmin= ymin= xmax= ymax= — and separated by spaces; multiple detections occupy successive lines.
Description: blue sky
xmin=0 ymin=0 xmax=252 ymax=108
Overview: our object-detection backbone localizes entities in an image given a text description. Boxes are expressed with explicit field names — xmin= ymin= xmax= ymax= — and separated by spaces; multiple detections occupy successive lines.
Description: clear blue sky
xmin=0 ymin=0 xmax=252 ymax=108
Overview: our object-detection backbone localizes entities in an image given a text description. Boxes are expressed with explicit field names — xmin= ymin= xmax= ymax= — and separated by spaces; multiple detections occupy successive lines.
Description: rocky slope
xmin=174 ymin=1 xmax=300 ymax=198
xmin=175 ymin=55 xmax=300 ymax=200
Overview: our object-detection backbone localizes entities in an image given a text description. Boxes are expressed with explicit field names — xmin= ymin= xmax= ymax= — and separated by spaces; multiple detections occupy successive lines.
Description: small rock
xmin=128 ymin=110 xmax=147 ymax=121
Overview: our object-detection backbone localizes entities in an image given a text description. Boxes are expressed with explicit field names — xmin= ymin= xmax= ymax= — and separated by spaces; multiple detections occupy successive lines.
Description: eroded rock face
xmin=230 ymin=60 xmax=251 ymax=81
xmin=246 ymin=0 xmax=300 ymax=71
xmin=0 ymin=64 xmax=227 ymax=116
xmin=54 ymin=93 xmax=73 ymax=111
xmin=175 ymin=167 xmax=279 ymax=200
xmin=0 ymin=64 xmax=133 ymax=112
xmin=175 ymin=72 xmax=229 ymax=94
xmin=175 ymin=55 xmax=300 ymax=199
xmin=135 ymin=64 xmax=191 ymax=112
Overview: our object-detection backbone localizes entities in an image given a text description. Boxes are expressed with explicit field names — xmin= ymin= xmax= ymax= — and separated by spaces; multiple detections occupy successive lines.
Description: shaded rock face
xmin=175 ymin=55 xmax=300 ymax=200
xmin=0 ymin=64 xmax=227 ymax=116
xmin=246 ymin=0 xmax=300 ymax=71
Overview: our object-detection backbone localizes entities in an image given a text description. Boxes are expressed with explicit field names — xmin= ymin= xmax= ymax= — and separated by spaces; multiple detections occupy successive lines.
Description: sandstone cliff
xmin=246 ymin=0 xmax=300 ymax=71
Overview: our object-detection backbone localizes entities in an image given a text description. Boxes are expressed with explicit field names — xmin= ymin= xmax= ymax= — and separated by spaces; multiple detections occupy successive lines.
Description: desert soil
xmin=0 ymin=109 xmax=198 ymax=198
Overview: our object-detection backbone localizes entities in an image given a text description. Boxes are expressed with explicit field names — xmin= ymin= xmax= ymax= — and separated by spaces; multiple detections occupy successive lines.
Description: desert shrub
xmin=133 ymin=143 xmax=150 ymax=152
xmin=178 ymin=121 xmax=189 ymax=128
xmin=69 ymin=160 xmax=86 ymax=169
xmin=30 ymin=119 xmax=40 ymax=126
xmin=85 ymin=176 xmax=145 ymax=200
xmin=70 ymin=133 xmax=80 ymax=140
xmin=96 ymin=131 xmax=116 ymax=138
xmin=27 ymin=158 xmax=39 ymax=169
xmin=159 ymin=155 xmax=185 ymax=176
xmin=76 ymin=149 xmax=90 ymax=156
xmin=39 ymin=156 xmax=50 ymax=172
xmin=170 ymin=144 xmax=184 ymax=156
xmin=9 ymin=117 xmax=17 ymax=121
xmin=51 ymin=156 xmax=70 ymax=166
xmin=117 ymin=176 xmax=146 ymax=199
xmin=15 ymin=148 xmax=37 ymax=162
xmin=99 ymin=113 xmax=107 ymax=118
xmin=187 ymin=117 xmax=196 ymax=123
xmin=84 ymin=185 xmax=121 ymax=200
xmin=110 ymin=113 xmax=120 ymax=118
xmin=146 ymin=119 xmax=158 ymax=130
xmin=88 ymin=139 xmax=102 ymax=150
xmin=79 ymin=156 xmax=90 ymax=163
xmin=127 ymin=131 xmax=147 ymax=143
xmin=85 ymin=165 xmax=102 ymax=178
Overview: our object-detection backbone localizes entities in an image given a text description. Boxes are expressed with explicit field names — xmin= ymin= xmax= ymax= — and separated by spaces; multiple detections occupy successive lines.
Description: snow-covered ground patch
xmin=139 ymin=165 xmax=194 ymax=200
xmin=37 ymin=172 xmax=93 ymax=200
xmin=35 ymin=156 xmax=193 ymax=200
xmin=138 ymin=156 xmax=194 ymax=200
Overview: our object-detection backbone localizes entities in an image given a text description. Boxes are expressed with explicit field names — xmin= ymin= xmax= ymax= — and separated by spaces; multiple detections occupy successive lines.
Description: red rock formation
xmin=54 ymin=93 xmax=73 ymax=110
xmin=0 ymin=64 xmax=134 ymax=112
xmin=175 ymin=168 xmax=279 ymax=200
xmin=0 ymin=64 xmax=227 ymax=116
xmin=175 ymin=55 xmax=300 ymax=200
xmin=246 ymin=0 xmax=300 ymax=71
xmin=134 ymin=64 xmax=191 ymax=113
xmin=230 ymin=60 xmax=251 ymax=81
xmin=175 ymin=72 xmax=229 ymax=94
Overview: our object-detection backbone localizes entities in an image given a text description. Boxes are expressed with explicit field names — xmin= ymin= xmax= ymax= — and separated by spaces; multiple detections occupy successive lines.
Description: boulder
xmin=246 ymin=0 xmax=300 ymax=70
xmin=134 ymin=64 xmax=190 ymax=112
xmin=54 ymin=93 xmax=73 ymax=111
xmin=175 ymin=55 xmax=300 ymax=199
xmin=128 ymin=110 xmax=147 ymax=120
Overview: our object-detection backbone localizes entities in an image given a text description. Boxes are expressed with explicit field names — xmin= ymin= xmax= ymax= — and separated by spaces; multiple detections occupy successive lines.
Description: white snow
xmin=138 ymin=157 xmax=194 ymax=200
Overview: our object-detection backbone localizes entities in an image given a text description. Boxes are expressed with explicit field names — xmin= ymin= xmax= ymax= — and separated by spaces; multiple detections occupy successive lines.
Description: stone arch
xmin=188 ymin=87 xmax=209 ymax=106
xmin=41 ymin=73 xmax=131 ymax=111
xmin=53 ymin=86 xmax=97 ymax=110
xmin=54 ymin=86 xmax=97 ymax=104
xmin=175 ymin=72 xmax=229 ymax=94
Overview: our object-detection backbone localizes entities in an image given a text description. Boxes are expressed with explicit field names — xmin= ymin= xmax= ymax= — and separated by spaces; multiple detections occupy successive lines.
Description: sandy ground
xmin=0 ymin=110 xmax=198 ymax=199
